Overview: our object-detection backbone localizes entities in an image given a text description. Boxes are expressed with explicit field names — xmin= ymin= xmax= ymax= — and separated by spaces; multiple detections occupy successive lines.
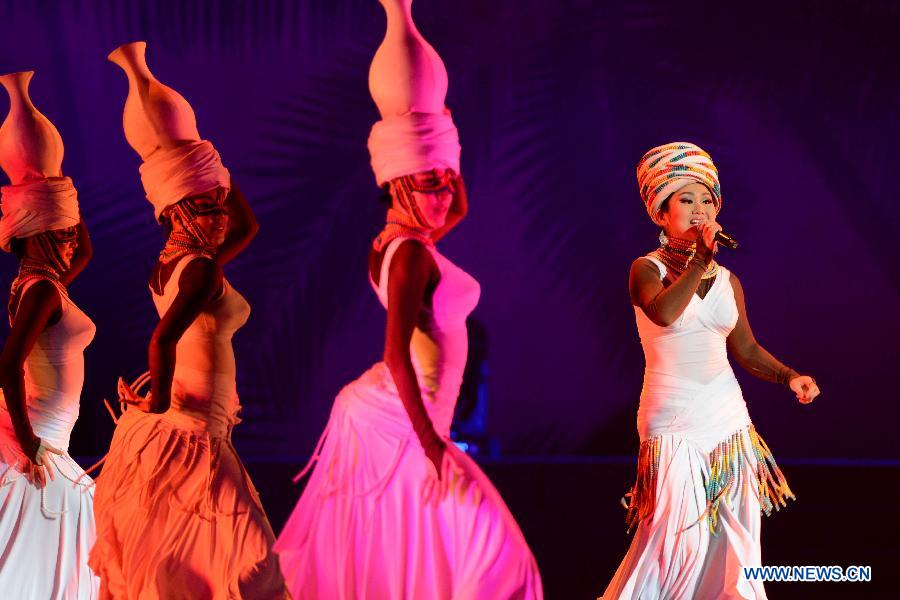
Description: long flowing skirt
xmin=602 ymin=370 xmax=794 ymax=600
xmin=275 ymin=363 xmax=543 ymax=600
xmin=0 ymin=424 xmax=99 ymax=599
xmin=88 ymin=409 xmax=287 ymax=599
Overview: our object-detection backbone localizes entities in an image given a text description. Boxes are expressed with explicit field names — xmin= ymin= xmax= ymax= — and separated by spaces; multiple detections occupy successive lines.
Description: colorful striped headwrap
xmin=636 ymin=142 xmax=721 ymax=225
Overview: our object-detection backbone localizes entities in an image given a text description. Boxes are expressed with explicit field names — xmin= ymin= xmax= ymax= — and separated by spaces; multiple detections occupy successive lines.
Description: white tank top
xmin=634 ymin=256 xmax=739 ymax=385
xmin=369 ymin=237 xmax=480 ymax=429
xmin=1 ymin=279 xmax=95 ymax=450
xmin=633 ymin=256 xmax=750 ymax=448
xmin=151 ymin=255 xmax=250 ymax=433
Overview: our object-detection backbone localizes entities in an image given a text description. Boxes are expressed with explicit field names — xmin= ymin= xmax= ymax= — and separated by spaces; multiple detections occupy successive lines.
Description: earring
xmin=658 ymin=229 xmax=668 ymax=248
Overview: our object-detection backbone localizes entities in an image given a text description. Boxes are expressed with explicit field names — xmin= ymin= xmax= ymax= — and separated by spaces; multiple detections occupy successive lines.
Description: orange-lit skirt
xmin=88 ymin=408 xmax=288 ymax=599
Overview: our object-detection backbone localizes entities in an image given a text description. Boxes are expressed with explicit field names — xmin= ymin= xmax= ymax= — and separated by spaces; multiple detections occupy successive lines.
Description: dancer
xmin=88 ymin=42 xmax=287 ymax=599
xmin=275 ymin=2 xmax=543 ymax=598
xmin=0 ymin=70 xmax=99 ymax=598
xmin=601 ymin=142 xmax=820 ymax=599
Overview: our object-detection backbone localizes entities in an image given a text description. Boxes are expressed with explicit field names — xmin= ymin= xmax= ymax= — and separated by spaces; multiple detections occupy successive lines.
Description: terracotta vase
xmin=369 ymin=0 xmax=449 ymax=117
xmin=0 ymin=71 xmax=64 ymax=184
xmin=107 ymin=41 xmax=200 ymax=159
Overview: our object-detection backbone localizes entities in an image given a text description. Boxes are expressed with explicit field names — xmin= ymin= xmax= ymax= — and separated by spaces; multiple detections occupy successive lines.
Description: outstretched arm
xmin=727 ymin=273 xmax=820 ymax=403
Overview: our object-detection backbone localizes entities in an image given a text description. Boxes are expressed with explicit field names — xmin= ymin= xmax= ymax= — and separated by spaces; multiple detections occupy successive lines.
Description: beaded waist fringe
xmin=623 ymin=426 xmax=795 ymax=534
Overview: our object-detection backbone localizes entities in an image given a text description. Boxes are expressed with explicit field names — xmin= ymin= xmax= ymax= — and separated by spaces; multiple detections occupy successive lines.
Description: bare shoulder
xmin=21 ymin=278 xmax=61 ymax=301
xmin=11 ymin=279 xmax=62 ymax=325
xmin=181 ymin=255 xmax=221 ymax=276
xmin=724 ymin=268 xmax=746 ymax=304
xmin=179 ymin=256 xmax=223 ymax=295
xmin=628 ymin=256 xmax=665 ymax=305
xmin=390 ymin=238 xmax=436 ymax=274
xmin=630 ymin=256 xmax=663 ymax=281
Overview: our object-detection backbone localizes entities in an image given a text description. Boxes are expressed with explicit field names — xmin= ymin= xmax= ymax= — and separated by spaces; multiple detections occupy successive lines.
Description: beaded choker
xmin=8 ymin=259 xmax=66 ymax=319
xmin=652 ymin=236 xmax=718 ymax=279
xmin=373 ymin=207 xmax=433 ymax=252
xmin=159 ymin=229 xmax=216 ymax=264
xmin=158 ymin=192 xmax=225 ymax=264
xmin=13 ymin=259 xmax=63 ymax=286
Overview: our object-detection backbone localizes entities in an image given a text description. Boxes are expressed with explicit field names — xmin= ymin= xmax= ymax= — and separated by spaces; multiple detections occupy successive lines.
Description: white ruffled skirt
xmin=0 ymin=407 xmax=99 ymax=599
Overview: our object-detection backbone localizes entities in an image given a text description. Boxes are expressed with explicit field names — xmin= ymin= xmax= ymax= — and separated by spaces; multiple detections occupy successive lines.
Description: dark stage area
xmin=239 ymin=458 xmax=898 ymax=599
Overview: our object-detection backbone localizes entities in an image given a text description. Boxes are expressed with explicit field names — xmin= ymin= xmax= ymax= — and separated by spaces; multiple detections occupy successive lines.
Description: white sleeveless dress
xmin=602 ymin=257 xmax=794 ymax=600
xmin=0 ymin=278 xmax=99 ymax=599
xmin=89 ymin=255 xmax=287 ymax=599
xmin=275 ymin=237 xmax=543 ymax=600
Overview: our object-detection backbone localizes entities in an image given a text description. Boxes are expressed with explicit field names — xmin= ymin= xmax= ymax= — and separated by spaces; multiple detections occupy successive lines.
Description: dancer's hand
xmin=27 ymin=438 xmax=63 ymax=488
xmin=424 ymin=438 xmax=446 ymax=479
xmin=790 ymin=375 xmax=820 ymax=404
xmin=421 ymin=447 xmax=481 ymax=505
xmin=118 ymin=377 xmax=153 ymax=412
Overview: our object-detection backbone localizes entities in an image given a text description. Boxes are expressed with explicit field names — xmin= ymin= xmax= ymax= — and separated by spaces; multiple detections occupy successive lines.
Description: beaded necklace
xmin=373 ymin=207 xmax=433 ymax=252
xmin=8 ymin=259 xmax=66 ymax=320
xmin=158 ymin=193 xmax=224 ymax=264
xmin=651 ymin=235 xmax=718 ymax=279
xmin=158 ymin=229 xmax=216 ymax=264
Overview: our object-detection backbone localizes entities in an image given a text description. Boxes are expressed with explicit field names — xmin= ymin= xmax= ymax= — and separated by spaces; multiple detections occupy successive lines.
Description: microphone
xmin=715 ymin=230 xmax=739 ymax=249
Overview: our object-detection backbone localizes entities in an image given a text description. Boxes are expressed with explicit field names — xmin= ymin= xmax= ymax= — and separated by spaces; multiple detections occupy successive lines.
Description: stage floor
xmin=243 ymin=458 xmax=896 ymax=599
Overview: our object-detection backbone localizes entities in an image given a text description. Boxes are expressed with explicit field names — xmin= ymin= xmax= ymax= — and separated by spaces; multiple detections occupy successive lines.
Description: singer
xmin=600 ymin=142 xmax=820 ymax=599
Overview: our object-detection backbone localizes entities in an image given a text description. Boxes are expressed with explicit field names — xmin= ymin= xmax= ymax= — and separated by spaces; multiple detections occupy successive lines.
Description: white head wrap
xmin=139 ymin=140 xmax=231 ymax=221
xmin=367 ymin=111 xmax=460 ymax=187
xmin=0 ymin=176 xmax=80 ymax=251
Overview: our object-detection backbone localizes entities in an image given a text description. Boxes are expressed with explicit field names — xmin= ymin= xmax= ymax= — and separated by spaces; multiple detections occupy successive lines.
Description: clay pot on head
xmin=0 ymin=71 xmax=65 ymax=184
xmin=369 ymin=0 xmax=449 ymax=118
xmin=108 ymin=41 xmax=201 ymax=159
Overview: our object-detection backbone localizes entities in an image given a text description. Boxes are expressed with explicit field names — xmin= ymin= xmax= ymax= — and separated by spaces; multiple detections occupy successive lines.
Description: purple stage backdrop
xmin=0 ymin=0 xmax=897 ymax=461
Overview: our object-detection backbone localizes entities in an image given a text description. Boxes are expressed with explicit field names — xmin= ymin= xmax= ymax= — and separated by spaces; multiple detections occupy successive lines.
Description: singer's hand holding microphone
xmin=690 ymin=219 xmax=739 ymax=253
